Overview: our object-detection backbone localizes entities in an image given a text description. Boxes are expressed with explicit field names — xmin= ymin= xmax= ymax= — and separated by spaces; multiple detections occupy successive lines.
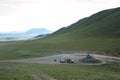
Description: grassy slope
xmin=0 ymin=63 xmax=120 ymax=80
xmin=50 ymin=7 xmax=120 ymax=38
xmin=21 ymin=7 xmax=120 ymax=53
xmin=41 ymin=7 xmax=120 ymax=52
xmin=0 ymin=7 xmax=120 ymax=59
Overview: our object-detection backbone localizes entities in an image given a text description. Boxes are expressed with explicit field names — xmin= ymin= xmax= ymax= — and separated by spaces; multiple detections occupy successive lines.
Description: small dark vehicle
xmin=66 ymin=59 xmax=74 ymax=63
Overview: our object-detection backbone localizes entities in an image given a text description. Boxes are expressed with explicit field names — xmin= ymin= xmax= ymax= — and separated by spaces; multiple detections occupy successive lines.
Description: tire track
xmin=31 ymin=71 xmax=57 ymax=80
xmin=31 ymin=74 xmax=41 ymax=80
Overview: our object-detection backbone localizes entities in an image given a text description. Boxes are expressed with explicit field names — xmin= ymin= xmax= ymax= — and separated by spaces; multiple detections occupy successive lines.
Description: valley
xmin=0 ymin=7 xmax=120 ymax=80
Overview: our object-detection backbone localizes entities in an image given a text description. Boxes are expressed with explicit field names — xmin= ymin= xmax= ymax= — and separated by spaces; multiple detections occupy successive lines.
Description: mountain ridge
xmin=48 ymin=7 xmax=120 ymax=39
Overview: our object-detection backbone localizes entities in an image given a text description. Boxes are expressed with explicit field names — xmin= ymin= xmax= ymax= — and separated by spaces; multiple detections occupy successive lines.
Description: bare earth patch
xmin=0 ymin=53 xmax=120 ymax=65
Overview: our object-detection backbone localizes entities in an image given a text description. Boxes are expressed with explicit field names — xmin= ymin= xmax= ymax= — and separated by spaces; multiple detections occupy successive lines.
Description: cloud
xmin=66 ymin=0 xmax=120 ymax=4
xmin=0 ymin=0 xmax=120 ymax=32
xmin=0 ymin=0 xmax=33 ymax=15
xmin=0 ymin=0 xmax=33 ymax=5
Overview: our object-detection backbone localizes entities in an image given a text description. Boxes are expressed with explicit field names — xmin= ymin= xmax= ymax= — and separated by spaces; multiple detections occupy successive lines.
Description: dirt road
xmin=0 ymin=53 xmax=120 ymax=65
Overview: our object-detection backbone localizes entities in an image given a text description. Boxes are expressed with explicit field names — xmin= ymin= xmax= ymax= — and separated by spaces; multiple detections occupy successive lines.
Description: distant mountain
xmin=0 ymin=28 xmax=52 ymax=40
xmin=25 ymin=28 xmax=52 ymax=36
xmin=0 ymin=32 xmax=25 ymax=38
xmin=34 ymin=34 xmax=50 ymax=38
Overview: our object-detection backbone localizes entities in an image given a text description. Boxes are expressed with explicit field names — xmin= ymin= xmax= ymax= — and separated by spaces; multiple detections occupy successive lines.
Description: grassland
xmin=0 ymin=7 xmax=120 ymax=80
xmin=0 ymin=37 xmax=120 ymax=60
xmin=0 ymin=62 xmax=120 ymax=80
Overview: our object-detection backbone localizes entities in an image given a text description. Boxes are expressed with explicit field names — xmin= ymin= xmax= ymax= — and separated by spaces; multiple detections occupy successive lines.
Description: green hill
xmin=50 ymin=7 xmax=120 ymax=38
xmin=38 ymin=7 xmax=120 ymax=52
xmin=0 ymin=7 xmax=120 ymax=59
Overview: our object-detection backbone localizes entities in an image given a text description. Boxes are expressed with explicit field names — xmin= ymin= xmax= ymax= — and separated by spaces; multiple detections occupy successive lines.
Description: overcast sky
xmin=0 ymin=0 xmax=120 ymax=32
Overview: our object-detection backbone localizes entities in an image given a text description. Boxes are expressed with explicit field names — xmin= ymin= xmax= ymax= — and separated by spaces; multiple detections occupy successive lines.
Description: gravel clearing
xmin=0 ymin=53 xmax=120 ymax=65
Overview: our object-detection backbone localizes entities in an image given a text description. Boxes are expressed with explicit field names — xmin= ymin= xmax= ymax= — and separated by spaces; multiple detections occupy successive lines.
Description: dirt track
xmin=0 ymin=53 xmax=120 ymax=65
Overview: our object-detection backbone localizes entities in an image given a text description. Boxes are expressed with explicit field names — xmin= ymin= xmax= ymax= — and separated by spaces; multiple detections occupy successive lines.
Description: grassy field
xmin=0 ymin=62 xmax=120 ymax=80
xmin=0 ymin=38 xmax=120 ymax=60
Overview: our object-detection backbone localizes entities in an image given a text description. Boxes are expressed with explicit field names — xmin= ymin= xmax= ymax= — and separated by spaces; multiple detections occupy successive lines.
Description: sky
xmin=0 ymin=0 xmax=120 ymax=33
